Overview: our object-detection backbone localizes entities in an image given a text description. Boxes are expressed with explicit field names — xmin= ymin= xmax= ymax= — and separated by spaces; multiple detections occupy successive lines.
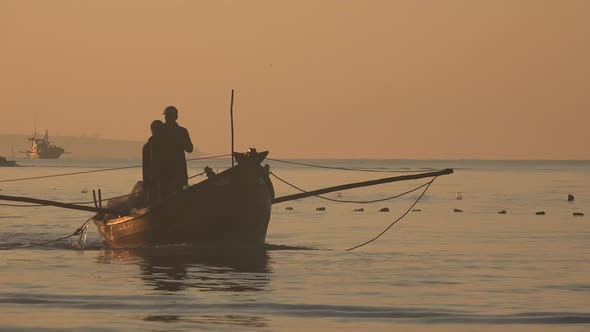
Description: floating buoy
xmin=453 ymin=208 xmax=463 ymax=213
xmin=535 ymin=211 xmax=546 ymax=215
xmin=285 ymin=207 xmax=294 ymax=211
xmin=573 ymin=212 xmax=584 ymax=217
xmin=411 ymin=209 xmax=421 ymax=212
xmin=568 ymin=194 xmax=575 ymax=202
xmin=379 ymin=207 xmax=389 ymax=212
xmin=353 ymin=208 xmax=364 ymax=212
xmin=456 ymin=192 xmax=463 ymax=200
xmin=498 ymin=210 xmax=507 ymax=214
xmin=315 ymin=207 xmax=326 ymax=211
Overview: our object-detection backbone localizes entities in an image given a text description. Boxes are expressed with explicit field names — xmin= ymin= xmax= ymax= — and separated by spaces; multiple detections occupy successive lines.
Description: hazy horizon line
xmin=2 ymin=133 xmax=588 ymax=161
xmin=11 ymin=156 xmax=590 ymax=162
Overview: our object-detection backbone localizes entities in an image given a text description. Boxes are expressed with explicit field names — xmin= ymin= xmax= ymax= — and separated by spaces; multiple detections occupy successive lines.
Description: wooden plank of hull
xmin=94 ymin=164 xmax=274 ymax=249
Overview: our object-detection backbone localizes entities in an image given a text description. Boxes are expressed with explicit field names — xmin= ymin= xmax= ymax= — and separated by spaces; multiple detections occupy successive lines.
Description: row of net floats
xmin=281 ymin=193 xmax=584 ymax=216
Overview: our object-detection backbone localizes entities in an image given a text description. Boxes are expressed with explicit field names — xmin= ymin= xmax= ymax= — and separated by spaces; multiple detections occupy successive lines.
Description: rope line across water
xmin=345 ymin=177 xmax=436 ymax=251
xmin=0 ymin=154 xmax=230 ymax=183
xmin=266 ymin=158 xmax=439 ymax=173
xmin=270 ymin=172 xmax=431 ymax=204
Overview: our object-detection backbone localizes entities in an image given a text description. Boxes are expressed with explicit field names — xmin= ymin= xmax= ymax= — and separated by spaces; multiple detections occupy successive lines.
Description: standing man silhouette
xmin=161 ymin=106 xmax=193 ymax=196
xmin=143 ymin=120 xmax=166 ymax=204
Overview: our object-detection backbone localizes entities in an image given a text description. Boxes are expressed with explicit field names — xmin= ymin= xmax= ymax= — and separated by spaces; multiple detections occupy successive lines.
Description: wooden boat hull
xmin=94 ymin=158 xmax=274 ymax=249
xmin=26 ymin=150 xmax=64 ymax=159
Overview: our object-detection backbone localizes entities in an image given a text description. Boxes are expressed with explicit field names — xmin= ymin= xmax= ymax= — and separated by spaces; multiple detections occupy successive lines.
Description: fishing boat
xmin=0 ymin=156 xmax=17 ymax=167
xmin=88 ymin=149 xmax=453 ymax=248
xmin=93 ymin=149 xmax=275 ymax=248
xmin=26 ymin=130 xmax=67 ymax=159
xmin=0 ymin=149 xmax=453 ymax=249
xmin=1 ymin=147 xmax=18 ymax=166
xmin=0 ymin=93 xmax=453 ymax=249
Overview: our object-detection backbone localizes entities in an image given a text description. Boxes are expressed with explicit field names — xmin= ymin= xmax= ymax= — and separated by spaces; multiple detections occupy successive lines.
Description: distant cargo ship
xmin=26 ymin=130 xmax=67 ymax=159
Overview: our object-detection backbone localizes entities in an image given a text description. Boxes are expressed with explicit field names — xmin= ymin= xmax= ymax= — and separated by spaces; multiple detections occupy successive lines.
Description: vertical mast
xmin=230 ymin=89 xmax=235 ymax=167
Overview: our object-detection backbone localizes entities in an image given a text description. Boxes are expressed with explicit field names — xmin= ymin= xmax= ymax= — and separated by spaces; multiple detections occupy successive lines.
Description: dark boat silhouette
xmin=0 ymin=149 xmax=452 ymax=249
xmin=26 ymin=130 xmax=66 ymax=159
xmin=0 ymin=156 xmax=16 ymax=167
xmin=93 ymin=149 xmax=274 ymax=249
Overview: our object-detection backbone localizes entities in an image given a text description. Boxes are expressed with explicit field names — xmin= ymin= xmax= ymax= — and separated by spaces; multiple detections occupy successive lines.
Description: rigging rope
xmin=270 ymin=172 xmax=431 ymax=204
xmin=0 ymin=154 xmax=230 ymax=183
xmin=266 ymin=157 xmax=438 ymax=173
xmin=345 ymin=177 xmax=436 ymax=251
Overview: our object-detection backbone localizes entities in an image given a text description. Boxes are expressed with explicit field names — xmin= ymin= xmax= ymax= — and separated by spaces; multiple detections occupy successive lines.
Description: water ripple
xmin=1 ymin=293 xmax=589 ymax=324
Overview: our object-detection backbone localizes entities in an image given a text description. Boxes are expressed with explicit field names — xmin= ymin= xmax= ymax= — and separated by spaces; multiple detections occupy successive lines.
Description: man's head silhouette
xmin=163 ymin=106 xmax=178 ymax=123
xmin=150 ymin=120 xmax=164 ymax=135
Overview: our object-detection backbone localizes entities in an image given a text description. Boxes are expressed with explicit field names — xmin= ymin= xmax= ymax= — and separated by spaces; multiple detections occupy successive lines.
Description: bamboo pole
xmin=0 ymin=194 xmax=123 ymax=215
xmin=272 ymin=168 xmax=454 ymax=204
xmin=230 ymin=89 xmax=235 ymax=167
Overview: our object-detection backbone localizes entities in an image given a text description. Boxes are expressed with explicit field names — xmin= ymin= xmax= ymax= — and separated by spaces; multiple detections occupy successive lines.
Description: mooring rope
xmin=0 ymin=154 xmax=230 ymax=183
xmin=0 ymin=216 xmax=94 ymax=250
xmin=266 ymin=157 xmax=438 ymax=173
xmin=270 ymin=172 xmax=431 ymax=204
xmin=345 ymin=177 xmax=436 ymax=251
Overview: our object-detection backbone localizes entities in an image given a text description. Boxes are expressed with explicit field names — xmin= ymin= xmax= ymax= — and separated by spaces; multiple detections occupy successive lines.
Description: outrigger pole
xmin=272 ymin=168 xmax=454 ymax=204
xmin=0 ymin=194 xmax=122 ymax=215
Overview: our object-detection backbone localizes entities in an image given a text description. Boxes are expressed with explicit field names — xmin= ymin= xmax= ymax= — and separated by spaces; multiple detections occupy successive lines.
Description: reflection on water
xmin=97 ymin=246 xmax=271 ymax=292
xmin=96 ymin=246 xmax=272 ymax=329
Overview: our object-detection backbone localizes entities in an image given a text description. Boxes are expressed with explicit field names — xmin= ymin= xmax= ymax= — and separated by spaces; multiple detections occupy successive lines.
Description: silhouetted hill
xmin=0 ymin=134 xmax=200 ymax=160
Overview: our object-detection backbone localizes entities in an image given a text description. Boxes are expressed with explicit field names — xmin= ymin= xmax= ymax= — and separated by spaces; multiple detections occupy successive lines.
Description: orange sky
xmin=1 ymin=1 xmax=588 ymax=159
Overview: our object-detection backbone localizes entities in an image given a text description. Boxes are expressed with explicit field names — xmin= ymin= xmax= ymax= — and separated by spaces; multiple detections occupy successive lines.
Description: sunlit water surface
xmin=1 ymin=158 xmax=589 ymax=331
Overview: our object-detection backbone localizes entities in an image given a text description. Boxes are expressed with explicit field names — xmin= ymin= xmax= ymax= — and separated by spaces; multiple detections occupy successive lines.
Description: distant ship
xmin=0 ymin=156 xmax=16 ymax=167
xmin=0 ymin=146 xmax=17 ymax=166
xmin=26 ymin=130 xmax=67 ymax=159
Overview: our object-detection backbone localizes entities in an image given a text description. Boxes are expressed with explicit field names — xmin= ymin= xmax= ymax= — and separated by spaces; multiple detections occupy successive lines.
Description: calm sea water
xmin=0 ymin=158 xmax=589 ymax=331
